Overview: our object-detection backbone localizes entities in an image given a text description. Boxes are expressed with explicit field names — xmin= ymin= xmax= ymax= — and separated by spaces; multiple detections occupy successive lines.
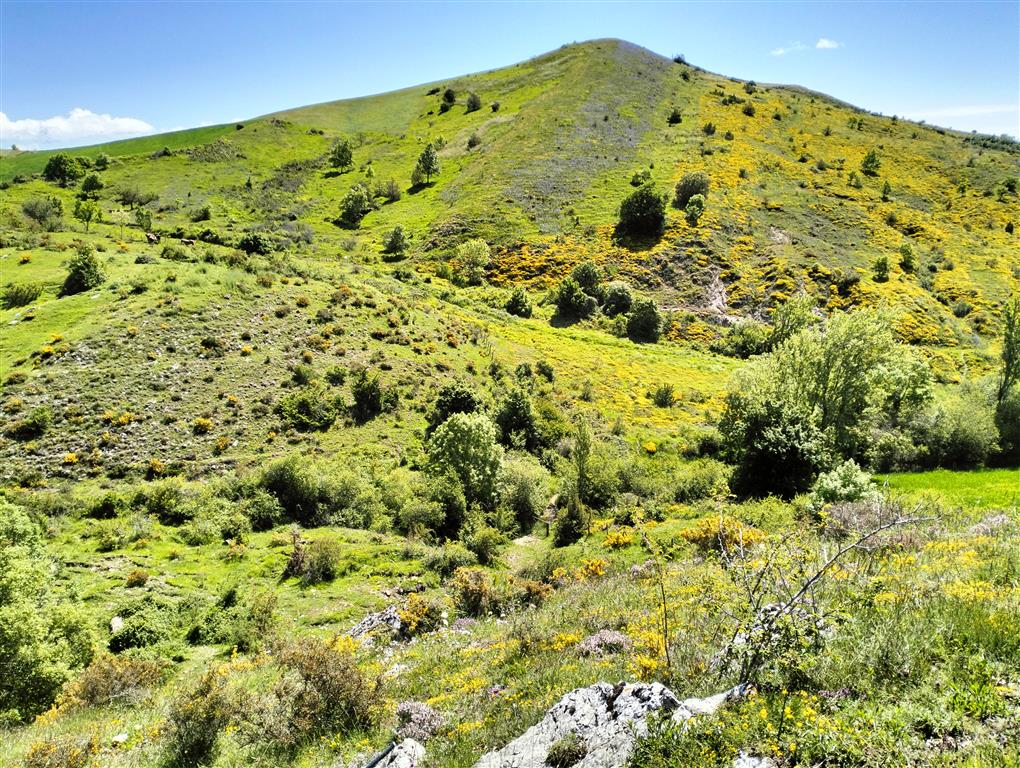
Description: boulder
xmin=473 ymin=681 xmax=749 ymax=768
xmin=375 ymin=739 xmax=425 ymax=768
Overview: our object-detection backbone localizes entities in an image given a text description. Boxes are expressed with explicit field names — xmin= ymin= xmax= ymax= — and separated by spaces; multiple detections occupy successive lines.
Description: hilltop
xmin=0 ymin=39 xmax=1019 ymax=768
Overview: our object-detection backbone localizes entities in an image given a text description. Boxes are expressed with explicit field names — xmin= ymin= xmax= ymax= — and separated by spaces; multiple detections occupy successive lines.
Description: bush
xmin=626 ymin=298 xmax=662 ymax=342
xmin=43 ymin=154 xmax=85 ymax=187
xmin=423 ymin=542 xmax=478 ymax=576
xmin=427 ymin=380 xmax=482 ymax=436
xmin=301 ymin=537 xmax=347 ymax=583
xmin=22 ymin=196 xmax=63 ymax=230
xmin=4 ymin=406 xmax=52 ymax=440
xmin=239 ymin=489 xmax=285 ymax=531
xmin=21 ymin=735 xmax=98 ymax=768
xmin=428 ymin=412 xmax=503 ymax=509
xmin=808 ymin=460 xmax=879 ymax=512
xmin=276 ymin=382 xmax=343 ymax=431
xmin=672 ymin=459 xmax=730 ymax=503
xmin=505 ymin=286 xmax=533 ymax=318
xmin=547 ymin=732 xmax=587 ymax=768
xmin=60 ymin=243 xmax=105 ymax=296
xmin=673 ymin=171 xmax=710 ymax=209
xmin=498 ymin=455 xmax=546 ymax=534
xmin=684 ymin=193 xmax=706 ymax=226
xmin=465 ymin=92 xmax=482 ymax=112
xmin=555 ymin=278 xmax=598 ymax=320
xmin=652 ymin=383 xmax=675 ymax=407
xmin=494 ymin=387 xmax=539 ymax=451
xmin=236 ymin=232 xmax=272 ymax=255
xmin=712 ymin=321 xmax=771 ymax=359
xmin=86 ymin=492 xmax=127 ymax=520
xmin=382 ymin=225 xmax=408 ymax=256
xmin=602 ymin=281 xmax=633 ymax=317
xmin=554 ymin=492 xmax=587 ymax=547
xmin=58 ymin=654 xmax=165 ymax=709
xmin=161 ymin=243 xmax=190 ymax=262
xmin=680 ymin=515 xmax=765 ymax=553
xmin=337 ymin=186 xmax=372 ymax=228
xmin=350 ymin=368 xmax=396 ymax=421
xmin=861 ymin=148 xmax=881 ymax=176
xmin=162 ymin=668 xmax=233 ymax=767
xmin=455 ymin=238 xmax=490 ymax=286
xmin=617 ymin=183 xmax=666 ymax=236
xmin=140 ymin=478 xmax=188 ymax=525
xmin=464 ymin=525 xmax=507 ymax=565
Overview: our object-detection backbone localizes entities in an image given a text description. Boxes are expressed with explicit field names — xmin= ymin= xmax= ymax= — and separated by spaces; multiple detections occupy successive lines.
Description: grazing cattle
xmin=181 ymin=238 xmax=195 ymax=246
xmin=146 ymin=232 xmax=160 ymax=244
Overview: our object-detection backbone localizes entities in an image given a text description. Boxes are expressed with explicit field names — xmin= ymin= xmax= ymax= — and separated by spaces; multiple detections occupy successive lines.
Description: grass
xmin=883 ymin=467 xmax=1020 ymax=511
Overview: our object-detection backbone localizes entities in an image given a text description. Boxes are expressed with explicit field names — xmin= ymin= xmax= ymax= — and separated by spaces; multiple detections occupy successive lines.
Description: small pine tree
xmin=684 ymin=194 xmax=706 ymax=226
xmin=861 ymin=149 xmax=881 ymax=176
xmin=881 ymin=180 xmax=892 ymax=201
xmin=667 ymin=108 xmax=683 ymax=125
xmin=382 ymin=226 xmax=408 ymax=256
xmin=61 ymin=243 xmax=105 ymax=296
xmin=674 ymin=171 xmax=710 ymax=209
xmin=873 ymin=255 xmax=890 ymax=282
xmin=414 ymin=143 xmax=440 ymax=185
xmin=329 ymin=139 xmax=354 ymax=172
xmin=505 ymin=287 xmax=533 ymax=318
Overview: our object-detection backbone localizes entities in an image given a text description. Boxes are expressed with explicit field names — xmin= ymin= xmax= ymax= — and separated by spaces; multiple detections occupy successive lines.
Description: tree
xmin=383 ymin=178 xmax=402 ymax=203
xmin=881 ymin=180 xmax=892 ymax=201
xmin=617 ymin=183 xmax=666 ymax=237
xmin=134 ymin=208 xmax=153 ymax=233
xmin=382 ymin=226 xmax=408 ymax=256
xmin=873 ymin=255 xmax=890 ymax=282
xmin=60 ymin=243 xmax=105 ymax=296
xmin=43 ymin=153 xmax=84 ymax=187
xmin=626 ymin=298 xmax=663 ymax=342
xmin=673 ymin=171 xmax=710 ymax=209
xmin=998 ymin=295 xmax=1020 ymax=405
xmin=427 ymin=381 xmax=482 ymax=436
xmin=494 ymin=387 xmax=539 ymax=450
xmin=667 ymin=108 xmax=683 ymax=125
xmin=555 ymin=278 xmax=598 ymax=320
xmin=117 ymin=187 xmax=157 ymax=210
xmin=427 ymin=412 xmax=502 ymax=509
xmin=684 ymin=193 xmax=706 ymax=226
xmin=602 ymin=281 xmax=633 ymax=317
xmin=768 ymin=294 xmax=817 ymax=349
xmin=410 ymin=164 xmax=426 ymax=188
xmin=329 ymin=139 xmax=354 ymax=172
xmin=94 ymin=153 xmax=111 ymax=170
xmin=455 ymin=239 xmax=490 ymax=285
xmin=465 ymin=92 xmax=482 ymax=112
xmin=21 ymin=197 xmax=63 ymax=230
xmin=337 ymin=185 xmax=372 ymax=228
xmin=72 ymin=199 xmax=101 ymax=232
xmin=414 ymin=144 xmax=440 ymax=185
xmin=79 ymin=173 xmax=104 ymax=199
xmin=860 ymin=149 xmax=881 ymax=176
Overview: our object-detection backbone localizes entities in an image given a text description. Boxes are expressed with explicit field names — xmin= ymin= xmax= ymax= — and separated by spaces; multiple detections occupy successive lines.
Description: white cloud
xmin=0 ymin=108 xmax=154 ymax=149
xmin=770 ymin=42 xmax=807 ymax=56
xmin=816 ymin=38 xmax=842 ymax=49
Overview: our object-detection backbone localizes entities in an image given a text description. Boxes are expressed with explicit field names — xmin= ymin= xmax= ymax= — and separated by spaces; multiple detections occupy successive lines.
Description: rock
xmin=111 ymin=732 xmax=129 ymax=746
xmin=110 ymin=616 xmax=124 ymax=634
xmin=733 ymin=753 xmax=777 ymax=768
xmin=349 ymin=604 xmax=404 ymax=639
xmin=473 ymin=681 xmax=749 ymax=768
xmin=375 ymin=739 xmax=426 ymax=768
xmin=473 ymin=682 xmax=679 ymax=768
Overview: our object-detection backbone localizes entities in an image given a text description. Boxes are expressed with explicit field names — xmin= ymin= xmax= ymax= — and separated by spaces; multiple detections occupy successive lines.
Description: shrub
xmin=86 ymin=492 xmax=127 ymax=520
xmin=140 ymin=479 xmax=188 ymax=525
xmin=873 ymin=255 xmax=890 ymax=282
xmin=617 ymin=183 xmax=666 ymax=236
xmin=237 ymin=232 xmax=272 ymax=255
xmin=4 ymin=406 xmax=52 ymax=440
xmin=337 ymin=185 xmax=372 ymax=228
xmin=742 ymin=103 xmax=756 ymax=117
xmin=602 ymin=281 xmax=633 ymax=317
xmin=395 ymin=700 xmax=444 ymax=741
xmin=667 ymin=108 xmax=683 ymax=125
xmin=276 ymin=382 xmax=342 ymax=431
xmin=498 ymin=455 xmax=546 ymax=533
xmin=125 ymin=569 xmax=149 ymax=588
xmin=43 ymin=154 xmax=85 ymax=187
xmin=554 ymin=492 xmax=587 ymax=547
xmin=382 ymin=225 xmax=408 ymax=256
xmin=162 ymin=668 xmax=233 ymax=767
xmin=451 ymin=567 xmax=495 ymax=616
xmin=2 ymin=282 xmax=42 ymax=310
xmin=423 ymin=542 xmax=478 ymax=576
xmin=651 ymin=383 xmax=675 ymax=407
xmin=427 ymin=412 xmax=503 ymax=509
xmin=301 ymin=538 xmax=347 ymax=583
xmin=626 ymin=298 xmax=662 ymax=342
xmin=684 ymin=193 xmax=706 ymax=226
xmin=161 ymin=243 xmax=190 ymax=262
xmin=60 ymin=243 xmax=104 ymax=296
xmin=673 ymin=171 xmax=710 ymax=209
xmin=350 ymin=368 xmax=396 ymax=421
xmin=672 ymin=459 xmax=730 ymax=502
xmin=547 ymin=732 xmax=587 ymax=768
xmin=22 ymin=196 xmax=63 ymax=230
xmin=713 ymin=321 xmax=771 ymax=358
xmin=427 ymin=380 xmax=482 ymax=436
xmin=702 ymin=122 xmax=716 ymax=135
xmin=464 ymin=525 xmax=507 ymax=565
xmin=58 ymin=654 xmax=165 ymax=710
xmin=505 ymin=286 xmax=533 ymax=318
xmin=680 ymin=515 xmax=765 ymax=553
xmin=239 ymin=489 xmax=285 ymax=531
xmin=108 ymin=607 xmax=173 ymax=652
xmin=21 ymin=735 xmax=98 ymax=768
xmin=808 ymin=459 xmax=879 ymax=512
xmin=555 ymin=278 xmax=598 ymax=320
xmin=861 ymin=148 xmax=881 ymax=176
xmin=455 ymin=238 xmax=490 ymax=286
xmin=494 ymin=387 xmax=539 ymax=451
xmin=465 ymin=92 xmax=482 ymax=112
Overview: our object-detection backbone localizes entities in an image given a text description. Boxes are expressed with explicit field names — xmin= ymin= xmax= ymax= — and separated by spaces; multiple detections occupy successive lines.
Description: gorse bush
xmin=2 ymin=282 xmax=43 ymax=309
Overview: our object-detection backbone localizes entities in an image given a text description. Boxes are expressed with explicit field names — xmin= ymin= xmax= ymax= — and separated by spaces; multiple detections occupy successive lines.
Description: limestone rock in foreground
xmin=473 ymin=681 xmax=747 ymax=768
xmin=375 ymin=738 xmax=426 ymax=768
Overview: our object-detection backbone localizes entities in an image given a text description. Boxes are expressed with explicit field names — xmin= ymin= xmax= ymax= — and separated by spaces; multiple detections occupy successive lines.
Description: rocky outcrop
xmin=473 ymin=681 xmax=748 ymax=768
xmin=371 ymin=739 xmax=425 ymax=768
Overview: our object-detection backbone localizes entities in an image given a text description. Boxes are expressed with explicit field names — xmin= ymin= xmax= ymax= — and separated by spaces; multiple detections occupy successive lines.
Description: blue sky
xmin=1 ymin=1 xmax=1017 ymax=149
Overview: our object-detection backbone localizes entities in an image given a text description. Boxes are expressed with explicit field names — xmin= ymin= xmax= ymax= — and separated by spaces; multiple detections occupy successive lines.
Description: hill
xmin=1 ymin=39 xmax=1019 ymax=768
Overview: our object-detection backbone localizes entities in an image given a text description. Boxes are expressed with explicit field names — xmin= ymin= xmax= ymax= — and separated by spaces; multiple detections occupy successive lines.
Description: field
xmin=1 ymin=38 xmax=1019 ymax=768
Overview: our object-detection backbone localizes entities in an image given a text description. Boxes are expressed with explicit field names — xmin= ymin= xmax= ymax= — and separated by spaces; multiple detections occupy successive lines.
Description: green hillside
xmin=1 ymin=39 xmax=1019 ymax=768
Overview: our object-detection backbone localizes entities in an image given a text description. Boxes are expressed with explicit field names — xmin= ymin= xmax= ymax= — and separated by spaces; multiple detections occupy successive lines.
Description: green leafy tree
xmin=134 ymin=208 xmax=153 ymax=232
xmin=72 ymin=198 xmax=102 ymax=232
xmin=382 ymin=225 xmax=409 ymax=256
xmin=427 ymin=412 xmax=503 ymax=509
xmin=617 ymin=183 xmax=666 ymax=236
xmin=43 ymin=153 xmax=85 ymax=187
xmin=455 ymin=239 xmax=490 ymax=285
xmin=329 ymin=139 xmax=354 ymax=172
xmin=998 ymin=295 xmax=1020 ymax=405
xmin=505 ymin=286 xmax=533 ymax=318
xmin=414 ymin=143 xmax=440 ymax=185
xmin=555 ymin=278 xmax=598 ymax=321
xmin=602 ymin=281 xmax=633 ymax=317
xmin=873 ymin=255 xmax=890 ymax=282
xmin=427 ymin=381 xmax=482 ymax=436
xmin=673 ymin=171 xmax=710 ymax=209
xmin=768 ymin=294 xmax=817 ymax=349
xmin=79 ymin=173 xmax=104 ymax=199
xmin=626 ymin=298 xmax=663 ymax=343
xmin=494 ymin=387 xmax=539 ymax=451
xmin=60 ymin=243 xmax=105 ymax=296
